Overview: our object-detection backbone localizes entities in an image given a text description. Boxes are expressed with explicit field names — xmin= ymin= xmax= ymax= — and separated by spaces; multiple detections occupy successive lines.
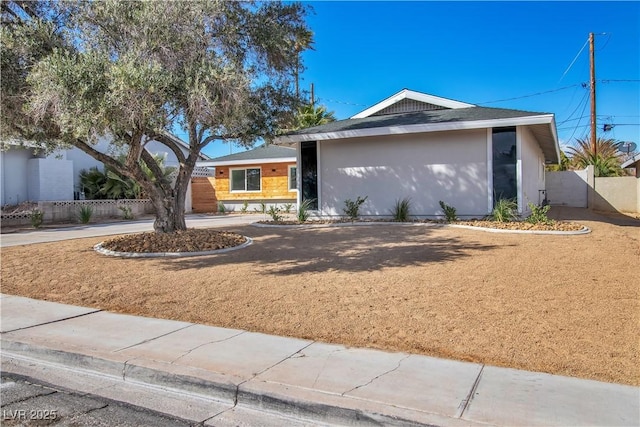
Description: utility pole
xmin=589 ymin=32 xmax=597 ymax=157
xmin=310 ymin=83 xmax=315 ymax=108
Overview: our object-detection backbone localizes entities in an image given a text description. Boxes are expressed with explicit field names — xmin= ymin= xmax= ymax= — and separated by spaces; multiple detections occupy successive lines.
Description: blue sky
xmin=200 ymin=1 xmax=639 ymax=159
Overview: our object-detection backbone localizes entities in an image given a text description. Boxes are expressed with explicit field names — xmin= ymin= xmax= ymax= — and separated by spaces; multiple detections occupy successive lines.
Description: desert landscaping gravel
xmin=1 ymin=208 xmax=638 ymax=386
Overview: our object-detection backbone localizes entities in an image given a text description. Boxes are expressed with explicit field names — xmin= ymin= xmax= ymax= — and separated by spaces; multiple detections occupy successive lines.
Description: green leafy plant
xmin=240 ymin=201 xmax=249 ymax=213
xmin=30 ymin=209 xmax=44 ymax=228
xmin=267 ymin=205 xmax=283 ymax=222
xmin=343 ymin=196 xmax=368 ymax=221
xmin=218 ymin=202 xmax=226 ymax=214
xmin=77 ymin=205 xmax=93 ymax=224
xmin=525 ymin=202 xmax=553 ymax=225
xmin=283 ymin=203 xmax=294 ymax=213
xmin=439 ymin=201 xmax=457 ymax=222
xmin=489 ymin=198 xmax=518 ymax=222
xmin=253 ymin=201 xmax=267 ymax=214
xmin=297 ymin=199 xmax=315 ymax=223
xmin=391 ymin=197 xmax=411 ymax=222
xmin=118 ymin=205 xmax=134 ymax=220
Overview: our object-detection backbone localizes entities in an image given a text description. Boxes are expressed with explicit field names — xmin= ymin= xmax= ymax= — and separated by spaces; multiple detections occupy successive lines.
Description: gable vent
xmin=372 ymin=99 xmax=448 ymax=116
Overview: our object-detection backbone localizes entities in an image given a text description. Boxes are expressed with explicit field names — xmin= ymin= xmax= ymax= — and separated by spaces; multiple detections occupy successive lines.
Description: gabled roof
xmin=160 ymin=132 xmax=211 ymax=161
xmin=275 ymin=106 xmax=560 ymax=163
xmin=197 ymin=144 xmax=296 ymax=167
xmin=351 ymin=89 xmax=475 ymax=118
xmin=621 ymin=153 xmax=640 ymax=169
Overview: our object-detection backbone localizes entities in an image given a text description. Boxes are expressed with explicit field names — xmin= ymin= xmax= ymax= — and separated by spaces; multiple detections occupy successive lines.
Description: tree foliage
xmin=294 ymin=104 xmax=336 ymax=129
xmin=566 ymin=137 xmax=625 ymax=177
xmin=2 ymin=0 xmax=312 ymax=232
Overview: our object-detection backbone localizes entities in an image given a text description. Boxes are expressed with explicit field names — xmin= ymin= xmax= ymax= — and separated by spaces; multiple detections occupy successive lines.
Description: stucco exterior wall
xmin=1 ymin=147 xmax=32 ymax=206
xmin=318 ymin=129 xmax=488 ymax=218
xmin=27 ymin=158 xmax=74 ymax=201
xmin=546 ymin=170 xmax=589 ymax=208
xmin=592 ymin=176 xmax=638 ymax=213
xmin=519 ymin=126 xmax=547 ymax=211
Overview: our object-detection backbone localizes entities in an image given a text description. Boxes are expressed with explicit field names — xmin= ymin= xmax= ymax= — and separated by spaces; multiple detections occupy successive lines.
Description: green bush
xmin=343 ymin=196 xmax=367 ymax=221
xmin=489 ymin=198 xmax=518 ymax=222
xmin=526 ymin=202 xmax=553 ymax=225
xmin=30 ymin=209 xmax=44 ymax=228
xmin=254 ymin=201 xmax=267 ymax=214
xmin=391 ymin=197 xmax=411 ymax=222
xmin=240 ymin=201 xmax=249 ymax=213
xmin=267 ymin=205 xmax=283 ymax=222
xmin=77 ymin=205 xmax=93 ymax=224
xmin=283 ymin=203 xmax=294 ymax=214
xmin=118 ymin=205 xmax=134 ymax=220
xmin=297 ymin=199 xmax=315 ymax=223
xmin=438 ymin=201 xmax=457 ymax=222
xmin=218 ymin=202 xmax=226 ymax=214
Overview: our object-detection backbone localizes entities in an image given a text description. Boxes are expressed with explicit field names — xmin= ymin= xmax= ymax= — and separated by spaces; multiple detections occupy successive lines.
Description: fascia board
xmin=196 ymin=157 xmax=296 ymax=167
xmin=275 ymin=115 xmax=555 ymax=144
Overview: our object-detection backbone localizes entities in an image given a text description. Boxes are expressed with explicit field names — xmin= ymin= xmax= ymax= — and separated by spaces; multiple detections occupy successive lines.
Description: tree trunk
xmin=151 ymin=194 xmax=186 ymax=233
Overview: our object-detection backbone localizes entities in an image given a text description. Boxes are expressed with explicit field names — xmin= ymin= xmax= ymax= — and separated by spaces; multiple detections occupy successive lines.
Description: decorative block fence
xmin=1 ymin=199 xmax=155 ymax=227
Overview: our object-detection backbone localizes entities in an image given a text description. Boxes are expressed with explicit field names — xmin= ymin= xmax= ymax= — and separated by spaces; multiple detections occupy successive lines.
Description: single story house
xmin=1 ymin=133 xmax=208 ymax=212
xmin=621 ymin=154 xmax=640 ymax=178
xmin=274 ymin=89 xmax=560 ymax=219
xmin=195 ymin=144 xmax=297 ymax=212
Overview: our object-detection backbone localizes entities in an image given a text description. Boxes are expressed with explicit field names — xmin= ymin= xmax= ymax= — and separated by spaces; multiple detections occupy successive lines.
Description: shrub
xmin=30 ymin=209 xmax=44 ymax=228
xmin=391 ymin=197 xmax=411 ymax=222
xmin=218 ymin=202 xmax=226 ymax=214
xmin=77 ymin=205 xmax=93 ymax=224
xmin=118 ymin=205 xmax=134 ymax=220
xmin=240 ymin=201 xmax=249 ymax=213
xmin=267 ymin=205 xmax=283 ymax=222
xmin=283 ymin=203 xmax=294 ymax=214
xmin=489 ymin=198 xmax=518 ymax=222
xmin=254 ymin=201 xmax=267 ymax=214
xmin=526 ymin=202 xmax=553 ymax=225
xmin=297 ymin=199 xmax=315 ymax=223
xmin=343 ymin=196 xmax=367 ymax=221
xmin=438 ymin=201 xmax=457 ymax=222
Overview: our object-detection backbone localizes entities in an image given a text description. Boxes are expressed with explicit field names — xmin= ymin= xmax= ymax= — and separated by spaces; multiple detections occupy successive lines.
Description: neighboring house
xmin=1 ymin=133 xmax=208 ymax=212
xmin=274 ymin=89 xmax=560 ymax=218
xmin=622 ymin=154 xmax=640 ymax=178
xmin=195 ymin=144 xmax=297 ymax=212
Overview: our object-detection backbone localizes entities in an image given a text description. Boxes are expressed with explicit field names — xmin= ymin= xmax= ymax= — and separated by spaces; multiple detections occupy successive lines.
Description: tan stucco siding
xmin=215 ymin=162 xmax=296 ymax=201
xmin=319 ymin=129 xmax=488 ymax=217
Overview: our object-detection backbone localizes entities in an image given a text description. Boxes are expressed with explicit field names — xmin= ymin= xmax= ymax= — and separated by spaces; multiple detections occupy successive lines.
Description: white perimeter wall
xmin=318 ymin=129 xmax=488 ymax=217
xmin=519 ymin=126 xmax=547 ymax=211
xmin=1 ymin=148 xmax=32 ymax=206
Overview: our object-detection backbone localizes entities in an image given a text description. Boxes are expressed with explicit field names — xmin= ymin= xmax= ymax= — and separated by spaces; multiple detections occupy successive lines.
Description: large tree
xmin=2 ymin=0 xmax=312 ymax=232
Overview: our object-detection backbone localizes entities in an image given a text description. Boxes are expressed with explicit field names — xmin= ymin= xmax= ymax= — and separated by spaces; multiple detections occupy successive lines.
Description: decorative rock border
xmin=251 ymin=221 xmax=591 ymax=235
xmin=93 ymin=236 xmax=253 ymax=258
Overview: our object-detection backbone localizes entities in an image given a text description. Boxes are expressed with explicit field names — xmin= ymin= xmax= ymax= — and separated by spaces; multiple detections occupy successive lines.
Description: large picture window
xmin=492 ymin=127 xmax=517 ymax=203
xmin=288 ymin=166 xmax=297 ymax=191
xmin=230 ymin=168 xmax=261 ymax=192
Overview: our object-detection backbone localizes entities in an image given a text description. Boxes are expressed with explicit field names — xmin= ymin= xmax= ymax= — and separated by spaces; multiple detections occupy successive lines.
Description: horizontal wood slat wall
xmin=191 ymin=177 xmax=217 ymax=213
xmin=215 ymin=162 xmax=296 ymax=201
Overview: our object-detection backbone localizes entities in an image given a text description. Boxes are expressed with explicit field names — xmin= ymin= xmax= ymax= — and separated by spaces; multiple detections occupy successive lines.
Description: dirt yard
xmin=1 ymin=208 xmax=638 ymax=386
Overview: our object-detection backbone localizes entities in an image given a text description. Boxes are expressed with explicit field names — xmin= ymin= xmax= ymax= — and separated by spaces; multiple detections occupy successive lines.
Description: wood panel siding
xmin=215 ymin=162 xmax=296 ymax=201
xmin=191 ymin=177 xmax=218 ymax=213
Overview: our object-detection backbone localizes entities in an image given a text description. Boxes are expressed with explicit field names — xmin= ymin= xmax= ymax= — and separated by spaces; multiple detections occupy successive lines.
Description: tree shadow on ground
xmin=549 ymin=206 xmax=639 ymax=227
xmin=156 ymin=224 xmax=506 ymax=275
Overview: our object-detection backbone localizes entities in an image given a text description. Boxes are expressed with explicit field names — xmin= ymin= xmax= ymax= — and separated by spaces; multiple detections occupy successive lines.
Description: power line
xmin=559 ymin=37 xmax=589 ymax=84
xmin=476 ymin=84 xmax=581 ymax=105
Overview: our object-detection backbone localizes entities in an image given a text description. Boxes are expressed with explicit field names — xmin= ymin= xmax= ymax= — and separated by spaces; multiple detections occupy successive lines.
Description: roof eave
xmin=196 ymin=157 xmax=296 ymax=167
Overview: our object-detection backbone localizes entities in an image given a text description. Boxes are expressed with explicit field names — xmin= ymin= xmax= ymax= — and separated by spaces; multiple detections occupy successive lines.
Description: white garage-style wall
xmin=519 ymin=126 xmax=547 ymax=212
xmin=318 ymin=129 xmax=489 ymax=218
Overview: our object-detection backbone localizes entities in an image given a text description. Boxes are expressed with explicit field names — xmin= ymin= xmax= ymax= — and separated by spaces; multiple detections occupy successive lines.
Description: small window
xmin=288 ymin=166 xmax=297 ymax=191
xmin=230 ymin=167 xmax=261 ymax=192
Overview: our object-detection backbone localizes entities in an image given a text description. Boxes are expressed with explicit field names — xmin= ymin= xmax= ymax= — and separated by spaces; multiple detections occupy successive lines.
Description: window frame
xmin=229 ymin=167 xmax=262 ymax=193
xmin=288 ymin=165 xmax=298 ymax=192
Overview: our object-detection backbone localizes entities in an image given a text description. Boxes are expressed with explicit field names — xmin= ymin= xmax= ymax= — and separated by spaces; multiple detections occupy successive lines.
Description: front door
xmin=300 ymin=141 xmax=318 ymax=209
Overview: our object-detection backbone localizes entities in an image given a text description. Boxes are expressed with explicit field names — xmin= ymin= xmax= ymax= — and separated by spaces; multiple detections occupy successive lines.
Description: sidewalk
xmin=1 ymin=294 xmax=638 ymax=426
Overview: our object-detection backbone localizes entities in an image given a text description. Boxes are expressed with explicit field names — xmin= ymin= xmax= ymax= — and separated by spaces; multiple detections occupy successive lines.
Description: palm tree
xmin=566 ymin=137 xmax=625 ymax=177
xmin=295 ymin=104 xmax=336 ymax=129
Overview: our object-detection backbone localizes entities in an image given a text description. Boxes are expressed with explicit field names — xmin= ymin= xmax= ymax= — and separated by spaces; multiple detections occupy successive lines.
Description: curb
xmin=252 ymin=221 xmax=591 ymax=235
xmin=0 ymin=339 xmax=477 ymax=427
xmin=93 ymin=236 xmax=253 ymax=258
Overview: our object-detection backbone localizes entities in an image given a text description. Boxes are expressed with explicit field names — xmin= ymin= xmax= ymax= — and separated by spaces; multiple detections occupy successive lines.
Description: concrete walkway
xmin=1 ymin=295 xmax=638 ymax=426
xmin=0 ymin=214 xmax=259 ymax=247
